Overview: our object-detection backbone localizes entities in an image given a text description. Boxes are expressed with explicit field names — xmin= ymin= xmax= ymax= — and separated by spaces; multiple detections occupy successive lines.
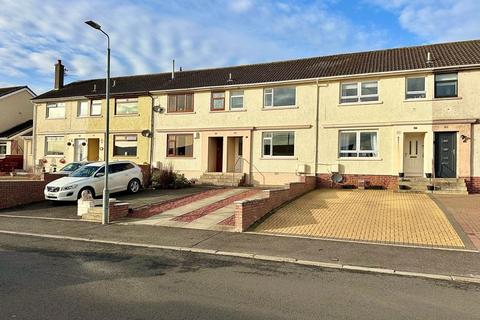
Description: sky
xmin=1 ymin=0 xmax=480 ymax=94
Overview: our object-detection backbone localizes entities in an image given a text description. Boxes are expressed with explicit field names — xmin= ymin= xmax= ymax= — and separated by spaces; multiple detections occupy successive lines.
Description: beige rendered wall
xmin=34 ymin=96 xmax=152 ymax=170
xmin=0 ymin=89 xmax=34 ymax=132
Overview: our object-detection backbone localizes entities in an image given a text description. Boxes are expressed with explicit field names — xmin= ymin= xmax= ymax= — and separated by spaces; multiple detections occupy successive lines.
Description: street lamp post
xmin=85 ymin=20 xmax=110 ymax=225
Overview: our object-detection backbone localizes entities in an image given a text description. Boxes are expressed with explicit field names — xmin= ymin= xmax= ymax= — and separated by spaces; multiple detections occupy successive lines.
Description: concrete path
xmin=130 ymin=188 xmax=248 ymax=228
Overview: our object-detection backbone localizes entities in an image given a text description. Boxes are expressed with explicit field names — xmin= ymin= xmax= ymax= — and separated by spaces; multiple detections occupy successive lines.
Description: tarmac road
xmin=0 ymin=234 xmax=479 ymax=320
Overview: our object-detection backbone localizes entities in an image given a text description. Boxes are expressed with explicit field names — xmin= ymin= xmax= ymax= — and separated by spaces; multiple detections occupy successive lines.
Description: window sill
xmin=165 ymin=112 xmax=196 ymax=115
xmin=337 ymin=157 xmax=383 ymax=161
xmin=165 ymin=157 xmax=196 ymax=159
xmin=403 ymin=97 xmax=462 ymax=102
xmin=114 ymin=114 xmax=140 ymax=117
xmin=260 ymin=156 xmax=298 ymax=160
xmin=45 ymin=117 xmax=66 ymax=120
xmin=262 ymin=106 xmax=298 ymax=110
xmin=45 ymin=155 xmax=65 ymax=158
xmin=113 ymin=155 xmax=138 ymax=158
xmin=209 ymin=109 xmax=246 ymax=113
xmin=338 ymin=101 xmax=383 ymax=107
xmin=77 ymin=116 xmax=103 ymax=118
xmin=433 ymin=96 xmax=462 ymax=101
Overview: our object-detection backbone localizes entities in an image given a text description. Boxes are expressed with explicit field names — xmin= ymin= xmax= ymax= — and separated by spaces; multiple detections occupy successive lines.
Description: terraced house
xmin=32 ymin=39 xmax=480 ymax=193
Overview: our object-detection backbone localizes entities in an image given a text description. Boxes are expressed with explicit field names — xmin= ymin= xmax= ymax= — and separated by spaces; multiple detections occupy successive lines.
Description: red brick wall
xmin=464 ymin=177 xmax=480 ymax=194
xmin=234 ymin=176 xmax=316 ymax=232
xmin=0 ymin=174 xmax=62 ymax=210
xmin=109 ymin=203 xmax=130 ymax=221
xmin=316 ymin=173 xmax=398 ymax=190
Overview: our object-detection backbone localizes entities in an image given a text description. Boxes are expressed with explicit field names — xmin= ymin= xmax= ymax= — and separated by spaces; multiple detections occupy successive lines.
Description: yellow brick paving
xmin=254 ymin=189 xmax=465 ymax=248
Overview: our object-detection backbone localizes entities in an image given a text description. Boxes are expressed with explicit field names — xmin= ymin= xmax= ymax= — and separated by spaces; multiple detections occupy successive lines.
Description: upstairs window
xmin=211 ymin=92 xmax=225 ymax=111
xmin=113 ymin=135 xmax=137 ymax=156
xmin=115 ymin=98 xmax=138 ymax=115
xmin=264 ymin=87 xmax=296 ymax=108
xmin=91 ymin=100 xmax=102 ymax=116
xmin=167 ymin=134 xmax=193 ymax=157
xmin=435 ymin=73 xmax=457 ymax=98
xmin=339 ymin=131 xmax=378 ymax=158
xmin=46 ymin=102 xmax=65 ymax=119
xmin=168 ymin=93 xmax=194 ymax=112
xmin=77 ymin=101 xmax=89 ymax=117
xmin=406 ymin=77 xmax=426 ymax=99
xmin=230 ymin=90 xmax=244 ymax=110
xmin=262 ymin=132 xmax=295 ymax=157
xmin=340 ymin=81 xmax=378 ymax=103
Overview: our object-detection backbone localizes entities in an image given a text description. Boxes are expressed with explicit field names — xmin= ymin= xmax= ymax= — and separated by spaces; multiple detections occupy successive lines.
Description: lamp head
xmin=85 ymin=20 xmax=101 ymax=30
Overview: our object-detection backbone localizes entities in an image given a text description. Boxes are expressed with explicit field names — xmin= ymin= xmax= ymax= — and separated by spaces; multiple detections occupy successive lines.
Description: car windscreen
xmin=61 ymin=163 xmax=82 ymax=172
xmin=70 ymin=166 xmax=101 ymax=177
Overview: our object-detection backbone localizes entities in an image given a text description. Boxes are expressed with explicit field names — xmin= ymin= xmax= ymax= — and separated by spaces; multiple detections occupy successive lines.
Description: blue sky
xmin=1 ymin=0 xmax=480 ymax=94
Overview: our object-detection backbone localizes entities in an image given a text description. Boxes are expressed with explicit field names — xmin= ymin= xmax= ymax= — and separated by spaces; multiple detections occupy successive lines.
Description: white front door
xmin=403 ymin=134 xmax=424 ymax=176
xmin=234 ymin=138 xmax=243 ymax=173
xmin=74 ymin=139 xmax=87 ymax=162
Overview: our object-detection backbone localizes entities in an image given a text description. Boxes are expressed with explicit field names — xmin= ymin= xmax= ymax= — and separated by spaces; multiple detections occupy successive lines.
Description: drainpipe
xmin=32 ymin=102 xmax=37 ymax=174
xmin=314 ymin=79 xmax=320 ymax=178
xmin=148 ymin=94 xmax=155 ymax=185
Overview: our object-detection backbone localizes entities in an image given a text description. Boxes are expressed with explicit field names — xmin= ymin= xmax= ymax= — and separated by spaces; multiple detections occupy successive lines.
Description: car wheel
xmin=128 ymin=178 xmax=141 ymax=194
xmin=77 ymin=187 xmax=95 ymax=199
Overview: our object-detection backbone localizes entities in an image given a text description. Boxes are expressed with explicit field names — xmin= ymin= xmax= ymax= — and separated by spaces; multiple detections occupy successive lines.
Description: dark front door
xmin=435 ymin=132 xmax=456 ymax=178
xmin=216 ymin=138 xmax=223 ymax=172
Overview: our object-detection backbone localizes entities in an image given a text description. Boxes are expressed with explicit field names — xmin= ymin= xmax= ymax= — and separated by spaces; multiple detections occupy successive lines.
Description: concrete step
xmin=199 ymin=173 xmax=245 ymax=187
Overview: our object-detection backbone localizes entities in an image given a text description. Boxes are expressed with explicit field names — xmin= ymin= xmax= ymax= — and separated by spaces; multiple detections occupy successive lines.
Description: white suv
xmin=44 ymin=161 xmax=143 ymax=201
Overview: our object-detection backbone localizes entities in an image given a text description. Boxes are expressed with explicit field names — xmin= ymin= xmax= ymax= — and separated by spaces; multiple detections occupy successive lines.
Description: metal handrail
xmin=233 ymin=156 xmax=265 ymax=186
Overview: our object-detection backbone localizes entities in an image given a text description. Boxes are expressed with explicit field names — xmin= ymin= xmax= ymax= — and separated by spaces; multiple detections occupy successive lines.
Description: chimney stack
xmin=54 ymin=60 xmax=65 ymax=90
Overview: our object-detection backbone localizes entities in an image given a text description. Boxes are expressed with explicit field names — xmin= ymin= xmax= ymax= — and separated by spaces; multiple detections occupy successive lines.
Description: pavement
xmin=254 ymin=189 xmax=467 ymax=249
xmin=0 ymin=215 xmax=478 ymax=282
xmin=1 ymin=234 xmax=479 ymax=320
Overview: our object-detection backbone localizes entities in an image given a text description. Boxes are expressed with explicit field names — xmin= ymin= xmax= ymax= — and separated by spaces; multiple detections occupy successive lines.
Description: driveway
xmin=254 ymin=189 xmax=466 ymax=249
xmin=0 ymin=187 xmax=210 ymax=220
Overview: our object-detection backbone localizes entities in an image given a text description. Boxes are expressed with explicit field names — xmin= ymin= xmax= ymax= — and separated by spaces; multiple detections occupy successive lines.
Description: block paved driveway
xmin=254 ymin=189 xmax=466 ymax=249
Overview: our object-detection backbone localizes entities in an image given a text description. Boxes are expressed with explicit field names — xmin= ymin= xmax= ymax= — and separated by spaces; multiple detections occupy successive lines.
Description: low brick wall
xmin=234 ymin=176 xmax=316 ymax=232
xmin=464 ymin=176 xmax=480 ymax=194
xmin=109 ymin=202 xmax=130 ymax=221
xmin=0 ymin=174 xmax=62 ymax=210
xmin=317 ymin=173 xmax=398 ymax=190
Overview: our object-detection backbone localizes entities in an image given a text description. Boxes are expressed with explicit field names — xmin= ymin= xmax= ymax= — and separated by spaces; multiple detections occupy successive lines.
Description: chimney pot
xmin=54 ymin=60 xmax=65 ymax=90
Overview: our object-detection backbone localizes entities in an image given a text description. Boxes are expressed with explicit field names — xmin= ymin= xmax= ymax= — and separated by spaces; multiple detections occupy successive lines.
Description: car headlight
xmin=61 ymin=184 xmax=78 ymax=191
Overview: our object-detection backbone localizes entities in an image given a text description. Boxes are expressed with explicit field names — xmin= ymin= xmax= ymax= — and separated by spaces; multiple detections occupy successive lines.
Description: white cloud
xmin=370 ymin=0 xmax=480 ymax=42
xmin=0 ymin=0 xmax=388 ymax=93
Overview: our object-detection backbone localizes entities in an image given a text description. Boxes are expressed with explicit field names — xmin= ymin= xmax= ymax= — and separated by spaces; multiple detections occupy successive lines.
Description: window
xmin=46 ymin=103 xmax=65 ymax=119
xmin=78 ymin=100 xmax=101 ymax=117
xmin=230 ymin=90 xmax=244 ymax=109
xmin=115 ymin=98 xmax=138 ymax=115
xmin=168 ymin=93 xmax=194 ymax=112
xmin=113 ymin=135 xmax=137 ymax=156
xmin=264 ymin=87 xmax=296 ymax=108
xmin=406 ymin=77 xmax=426 ymax=99
xmin=435 ymin=73 xmax=457 ymax=98
xmin=339 ymin=131 xmax=378 ymax=158
xmin=211 ymin=92 xmax=225 ymax=111
xmin=0 ymin=142 xmax=7 ymax=155
xmin=340 ymin=81 xmax=379 ymax=103
xmin=167 ymin=134 xmax=193 ymax=157
xmin=262 ymin=132 xmax=295 ymax=157
xmin=110 ymin=162 xmax=134 ymax=173
xmin=91 ymin=100 xmax=102 ymax=116
xmin=45 ymin=136 xmax=64 ymax=155
xmin=77 ymin=101 xmax=89 ymax=117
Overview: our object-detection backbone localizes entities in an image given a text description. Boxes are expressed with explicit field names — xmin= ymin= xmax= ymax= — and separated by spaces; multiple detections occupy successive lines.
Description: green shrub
xmin=152 ymin=165 xmax=191 ymax=189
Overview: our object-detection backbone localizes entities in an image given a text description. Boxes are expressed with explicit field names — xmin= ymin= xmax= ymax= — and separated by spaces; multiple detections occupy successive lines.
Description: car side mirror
xmin=95 ymin=172 xmax=105 ymax=178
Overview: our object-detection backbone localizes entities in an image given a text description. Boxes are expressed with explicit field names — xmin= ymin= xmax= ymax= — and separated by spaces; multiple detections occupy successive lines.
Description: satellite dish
xmin=141 ymin=129 xmax=152 ymax=138
xmin=331 ymin=173 xmax=343 ymax=183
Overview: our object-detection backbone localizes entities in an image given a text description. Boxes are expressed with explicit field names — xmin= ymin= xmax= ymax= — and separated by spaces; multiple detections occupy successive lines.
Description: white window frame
xmin=113 ymin=135 xmax=138 ymax=157
xmin=0 ymin=141 xmax=8 ymax=155
xmin=115 ymin=98 xmax=139 ymax=115
xmin=262 ymin=131 xmax=295 ymax=158
xmin=339 ymin=130 xmax=379 ymax=158
xmin=229 ymin=90 xmax=244 ymax=110
xmin=263 ymin=87 xmax=296 ymax=108
xmin=405 ymin=77 xmax=426 ymax=100
xmin=45 ymin=136 xmax=65 ymax=156
xmin=46 ymin=102 xmax=65 ymax=119
xmin=90 ymin=100 xmax=102 ymax=116
xmin=340 ymin=81 xmax=379 ymax=104
xmin=77 ymin=101 xmax=89 ymax=117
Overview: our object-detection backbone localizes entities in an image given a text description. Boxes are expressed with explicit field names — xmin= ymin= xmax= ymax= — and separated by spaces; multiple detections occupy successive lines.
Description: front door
xmin=87 ymin=138 xmax=100 ymax=161
xmin=216 ymin=138 xmax=223 ymax=172
xmin=234 ymin=138 xmax=243 ymax=173
xmin=403 ymin=133 xmax=424 ymax=176
xmin=74 ymin=139 xmax=87 ymax=162
xmin=435 ymin=132 xmax=457 ymax=178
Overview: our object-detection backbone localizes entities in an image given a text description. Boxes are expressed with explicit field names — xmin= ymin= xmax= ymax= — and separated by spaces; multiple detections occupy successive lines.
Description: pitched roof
xmin=33 ymin=39 xmax=480 ymax=101
xmin=0 ymin=120 xmax=33 ymax=139
xmin=0 ymin=86 xmax=28 ymax=98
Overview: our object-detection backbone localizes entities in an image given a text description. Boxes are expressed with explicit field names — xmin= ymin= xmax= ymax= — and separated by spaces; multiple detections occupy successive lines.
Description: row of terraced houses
xmin=31 ymin=40 xmax=480 ymax=193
